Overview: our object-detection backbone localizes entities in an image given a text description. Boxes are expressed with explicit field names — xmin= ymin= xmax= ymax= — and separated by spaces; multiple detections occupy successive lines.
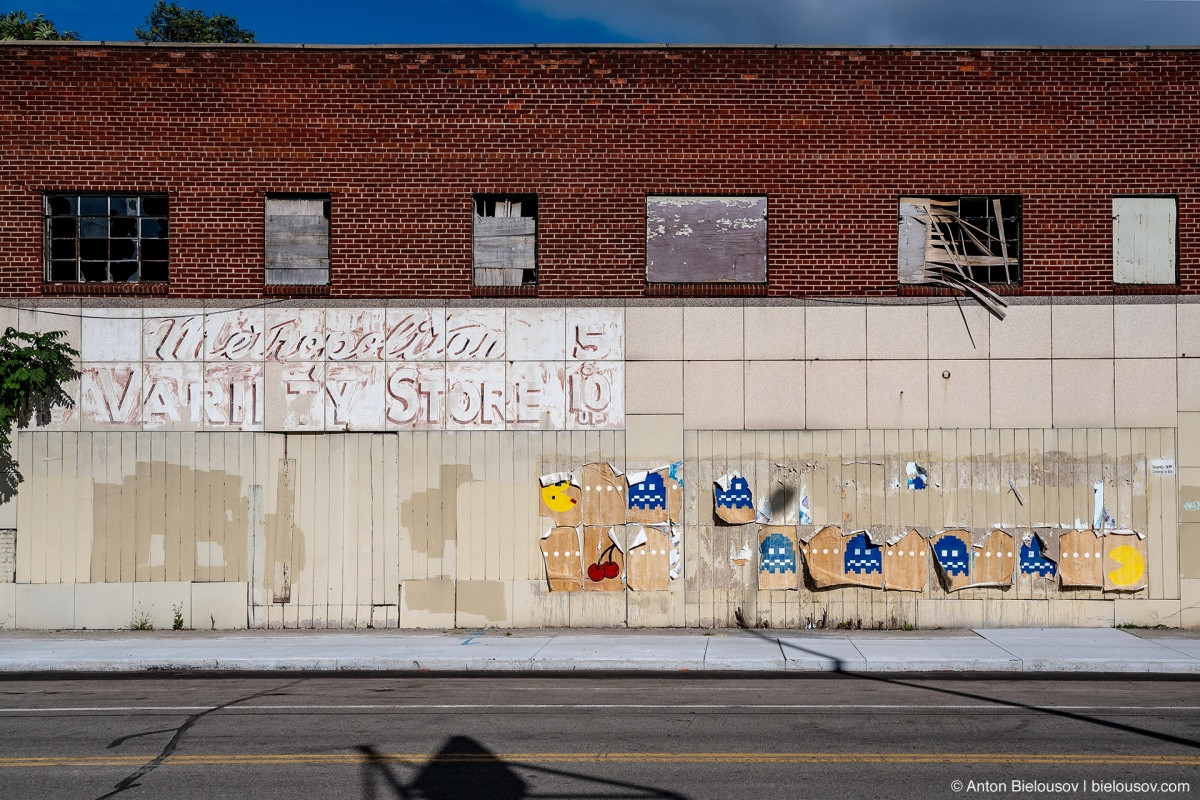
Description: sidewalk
xmin=2 ymin=627 xmax=1200 ymax=674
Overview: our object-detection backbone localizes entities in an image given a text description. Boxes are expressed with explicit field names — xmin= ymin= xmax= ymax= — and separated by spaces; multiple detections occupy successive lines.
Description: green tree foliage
xmin=135 ymin=1 xmax=255 ymax=43
xmin=0 ymin=11 xmax=79 ymax=40
xmin=0 ymin=328 xmax=79 ymax=489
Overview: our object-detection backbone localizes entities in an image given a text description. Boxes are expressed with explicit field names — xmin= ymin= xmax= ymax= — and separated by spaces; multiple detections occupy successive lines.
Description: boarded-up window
xmin=473 ymin=194 xmax=537 ymax=286
xmin=646 ymin=196 xmax=767 ymax=283
xmin=1113 ymin=196 xmax=1176 ymax=284
xmin=898 ymin=196 xmax=1021 ymax=285
xmin=265 ymin=195 xmax=330 ymax=286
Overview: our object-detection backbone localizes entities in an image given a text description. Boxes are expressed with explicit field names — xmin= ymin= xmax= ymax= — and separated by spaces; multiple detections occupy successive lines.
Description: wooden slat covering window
xmin=265 ymin=195 xmax=330 ymax=286
xmin=473 ymin=194 xmax=537 ymax=286
xmin=1113 ymin=196 xmax=1177 ymax=284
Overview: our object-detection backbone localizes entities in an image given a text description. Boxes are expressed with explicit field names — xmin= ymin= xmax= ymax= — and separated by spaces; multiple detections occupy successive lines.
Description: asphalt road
xmin=0 ymin=673 xmax=1197 ymax=799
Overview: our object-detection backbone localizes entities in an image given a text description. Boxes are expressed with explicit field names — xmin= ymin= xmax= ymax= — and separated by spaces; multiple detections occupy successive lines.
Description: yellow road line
xmin=1 ymin=752 xmax=1198 ymax=768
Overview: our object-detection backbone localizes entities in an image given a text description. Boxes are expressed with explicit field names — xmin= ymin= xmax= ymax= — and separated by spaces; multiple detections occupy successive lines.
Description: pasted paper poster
xmin=627 ymin=467 xmax=670 ymax=525
xmin=1058 ymin=529 xmax=1104 ymax=588
xmin=627 ymin=525 xmax=677 ymax=591
xmin=581 ymin=463 xmax=626 ymax=526
xmin=758 ymin=525 xmax=800 ymax=591
xmin=714 ymin=471 xmax=755 ymax=525
xmin=540 ymin=526 xmax=583 ymax=592
xmin=1103 ymin=530 xmax=1148 ymax=592
xmin=539 ymin=471 xmax=582 ymax=527
xmin=931 ymin=529 xmax=973 ymax=592
xmin=583 ymin=525 xmax=625 ymax=591
xmin=972 ymin=529 xmax=1015 ymax=588
xmin=883 ymin=529 xmax=928 ymax=592
xmin=1018 ymin=531 xmax=1057 ymax=580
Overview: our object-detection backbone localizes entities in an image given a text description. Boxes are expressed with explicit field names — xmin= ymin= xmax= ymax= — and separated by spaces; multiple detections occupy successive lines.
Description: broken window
xmin=1113 ymin=196 xmax=1176 ymax=284
xmin=44 ymin=193 xmax=169 ymax=283
xmin=473 ymin=194 xmax=537 ymax=286
xmin=898 ymin=196 xmax=1021 ymax=285
xmin=646 ymin=196 xmax=767 ymax=283
xmin=265 ymin=194 xmax=331 ymax=286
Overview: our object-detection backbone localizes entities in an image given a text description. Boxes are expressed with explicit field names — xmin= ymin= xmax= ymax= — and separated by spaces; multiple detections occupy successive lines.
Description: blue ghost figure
xmin=843 ymin=533 xmax=883 ymax=575
xmin=628 ymin=472 xmax=667 ymax=511
xmin=716 ymin=476 xmax=754 ymax=509
xmin=760 ymin=533 xmax=797 ymax=574
xmin=1019 ymin=536 xmax=1057 ymax=577
xmin=935 ymin=534 xmax=970 ymax=576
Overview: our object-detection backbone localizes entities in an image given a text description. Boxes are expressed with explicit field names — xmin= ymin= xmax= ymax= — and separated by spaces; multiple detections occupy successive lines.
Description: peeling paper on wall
xmin=971 ymin=529 xmax=1016 ymax=588
xmin=883 ymin=528 xmax=929 ymax=592
xmin=627 ymin=464 xmax=676 ymax=525
xmin=1093 ymin=481 xmax=1115 ymax=529
xmin=731 ymin=543 xmax=752 ymax=566
xmin=541 ymin=526 xmax=583 ymax=592
xmin=906 ymin=462 xmax=928 ymax=490
xmin=539 ymin=471 xmax=574 ymax=487
xmin=1018 ymin=529 xmax=1057 ymax=579
xmin=1058 ymin=529 xmax=1105 ymax=588
xmin=627 ymin=524 xmax=676 ymax=590
xmin=714 ymin=471 xmax=755 ymax=525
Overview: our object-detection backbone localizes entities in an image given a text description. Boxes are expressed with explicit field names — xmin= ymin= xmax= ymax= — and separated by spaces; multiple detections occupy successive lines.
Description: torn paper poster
xmin=541 ymin=526 xmax=583 ymax=592
xmin=539 ymin=471 xmax=574 ymax=488
xmin=758 ymin=526 xmax=800 ymax=591
xmin=798 ymin=489 xmax=811 ymax=525
xmin=972 ymin=529 xmax=1015 ymax=588
xmin=800 ymin=526 xmax=882 ymax=589
xmin=1093 ymin=481 xmax=1115 ymax=529
xmin=539 ymin=479 xmax=582 ymax=527
xmin=583 ymin=525 xmax=625 ymax=591
xmin=714 ymin=471 xmax=755 ymax=525
xmin=882 ymin=529 xmax=928 ymax=592
xmin=627 ymin=524 xmax=675 ymax=591
xmin=627 ymin=466 xmax=672 ymax=525
xmin=1018 ymin=531 xmax=1057 ymax=579
xmin=1103 ymin=530 xmax=1148 ymax=592
xmin=581 ymin=463 xmax=627 ymax=526
xmin=931 ymin=529 xmax=973 ymax=592
xmin=1058 ymin=529 xmax=1104 ymax=588
xmin=906 ymin=462 xmax=929 ymax=490
xmin=731 ymin=543 xmax=752 ymax=567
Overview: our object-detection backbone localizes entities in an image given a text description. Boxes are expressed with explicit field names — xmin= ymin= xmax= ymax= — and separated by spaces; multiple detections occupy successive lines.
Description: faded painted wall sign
xmin=78 ymin=306 xmax=624 ymax=431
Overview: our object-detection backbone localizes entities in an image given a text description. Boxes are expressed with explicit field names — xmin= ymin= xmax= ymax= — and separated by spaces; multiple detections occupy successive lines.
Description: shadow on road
xmin=358 ymin=735 xmax=689 ymax=800
xmin=766 ymin=630 xmax=1200 ymax=751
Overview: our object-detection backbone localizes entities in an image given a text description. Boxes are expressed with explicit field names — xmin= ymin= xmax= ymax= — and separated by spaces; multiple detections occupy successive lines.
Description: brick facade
xmin=1 ymin=44 xmax=1196 ymax=299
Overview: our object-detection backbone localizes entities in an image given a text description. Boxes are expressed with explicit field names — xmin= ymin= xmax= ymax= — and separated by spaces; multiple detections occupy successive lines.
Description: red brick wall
xmin=1 ymin=44 xmax=1196 ymax=299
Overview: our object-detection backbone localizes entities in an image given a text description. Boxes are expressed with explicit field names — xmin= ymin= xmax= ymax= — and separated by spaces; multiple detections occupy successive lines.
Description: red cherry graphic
xmin=587 ymin=563 xmax=605 ymax=582
xmin=604 ymin=560 xmax=620 ymax=579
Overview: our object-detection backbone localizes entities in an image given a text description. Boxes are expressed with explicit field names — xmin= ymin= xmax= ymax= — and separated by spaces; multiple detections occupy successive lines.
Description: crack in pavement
xmin=94 ymin=678 xmax=307 ymax=799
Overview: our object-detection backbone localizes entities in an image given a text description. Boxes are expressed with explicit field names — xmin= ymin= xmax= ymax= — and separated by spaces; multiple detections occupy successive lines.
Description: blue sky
xmin=10 ymin=0 xmax=1200 ymax=45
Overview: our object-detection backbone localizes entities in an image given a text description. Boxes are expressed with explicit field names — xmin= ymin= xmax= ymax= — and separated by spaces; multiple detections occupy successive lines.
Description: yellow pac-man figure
xmin=540 ymin=481 xmax=578 ymax=513
xmin=1107 ymin=544 xmax=1146 ymax=589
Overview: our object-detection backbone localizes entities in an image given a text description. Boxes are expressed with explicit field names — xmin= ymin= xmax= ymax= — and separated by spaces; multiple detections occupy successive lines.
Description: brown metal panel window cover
xmin=646 ymin=196 xmax=768 ymax=283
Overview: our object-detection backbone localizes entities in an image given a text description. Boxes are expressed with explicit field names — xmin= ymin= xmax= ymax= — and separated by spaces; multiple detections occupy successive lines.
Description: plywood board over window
xmin=646 ymin=196 xmax=767 ymax=283
xmin=473 ymin=194 xmax=537 ymax=286
xmin=265 ymin=195 xmax=330 ymax=286
xmin=1113 ymin=196 xmax=1177 ymax=284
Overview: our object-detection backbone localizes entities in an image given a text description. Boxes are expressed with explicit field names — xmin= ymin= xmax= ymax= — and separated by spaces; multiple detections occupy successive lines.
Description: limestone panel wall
xmin=5 ymin=298 xmax=1199 ymax=629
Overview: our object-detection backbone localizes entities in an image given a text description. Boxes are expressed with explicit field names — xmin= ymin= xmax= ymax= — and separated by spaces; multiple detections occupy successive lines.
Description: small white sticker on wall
xmin=1151 ymin=458 xmax=1175 ymax=476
